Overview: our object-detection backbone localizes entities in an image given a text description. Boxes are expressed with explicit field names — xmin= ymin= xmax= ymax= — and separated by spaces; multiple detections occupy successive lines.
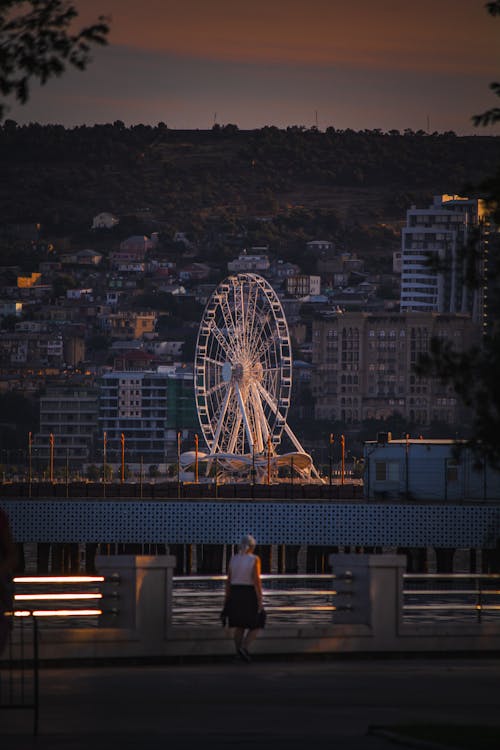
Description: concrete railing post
xmin=96 ymin=555 xmax=176 ymax=642
xmin=329 ymin=553 xmax=406 ymax=647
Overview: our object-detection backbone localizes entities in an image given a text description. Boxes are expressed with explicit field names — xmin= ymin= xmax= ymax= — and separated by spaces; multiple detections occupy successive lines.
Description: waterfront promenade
xmin=3 ymin=655 xmax=500 ymax=749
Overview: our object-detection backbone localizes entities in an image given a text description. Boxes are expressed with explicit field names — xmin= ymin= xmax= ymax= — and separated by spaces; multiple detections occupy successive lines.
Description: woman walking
xmin=224 ymin=534 xmax=264 ymax=662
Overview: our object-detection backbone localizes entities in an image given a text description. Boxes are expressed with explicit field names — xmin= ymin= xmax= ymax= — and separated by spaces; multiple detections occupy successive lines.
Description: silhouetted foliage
xmin=415 ymin=3 xmax=500 ymax=469
xmin=415 ymin=337 xmax=500 ymax=469
xmin=472 ymin=2 xmax=500 ymax=126
xmin=0 ymin=1 xmax=110 ymax=119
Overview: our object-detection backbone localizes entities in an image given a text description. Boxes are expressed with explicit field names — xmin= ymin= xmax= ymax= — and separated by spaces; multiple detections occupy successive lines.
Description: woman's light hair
xmin=239 ymin=534 xmax=256 ymax=552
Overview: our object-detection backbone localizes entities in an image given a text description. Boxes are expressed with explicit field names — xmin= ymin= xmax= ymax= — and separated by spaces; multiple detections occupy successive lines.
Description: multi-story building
xmin=312 ymin=311 xmax=480 ymax=425
xmin=33 ymin=386 xmax=99 ymax=466
xmin=286 ymin=275 xmax=321 ymax=297
xmin=98 ymin=367 xmax=197 ymax=467
xmin=400 ymin=194 xmax=488 ymax=325
xmin=227 ymin=251 xmax=270 ymax=273
xmin=98 ymin=310 xmax=157 ymax=340
xmin=0 ymin=332 xmax=64 ymax=367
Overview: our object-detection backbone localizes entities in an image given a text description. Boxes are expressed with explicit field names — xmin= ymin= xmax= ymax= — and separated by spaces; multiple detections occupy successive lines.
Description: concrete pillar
xmin=435 ymin=547 xmax=455 ymax=573
xmin=329 ymin=553 xmax=406 ymax=648
xmin=96 ymin=555 xmax=176 ymax=643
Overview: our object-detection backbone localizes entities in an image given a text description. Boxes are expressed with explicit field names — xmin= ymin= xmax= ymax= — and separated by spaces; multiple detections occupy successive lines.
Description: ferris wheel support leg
xmin=250 ymin=383 xmax=269 ymax=453
xmin=234 ymin=381 xmax=254 ymax=453
xmin=227 ymin=412 xmax=243 ymax=455
xmin=282 ymin=421 xmax=323 ymax=482
xmin=210 ymin=384 xmax=233 ymax=455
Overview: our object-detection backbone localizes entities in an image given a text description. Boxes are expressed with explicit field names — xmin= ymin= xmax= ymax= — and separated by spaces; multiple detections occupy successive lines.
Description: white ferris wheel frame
xmin=193 ymin=273 xmax=320 ymax=480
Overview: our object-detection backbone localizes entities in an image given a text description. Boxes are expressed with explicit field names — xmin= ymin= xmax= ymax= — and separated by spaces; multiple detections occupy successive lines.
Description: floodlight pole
xmin=177 ymin=432 xmax=181 ymax=499
xmin=341 ymin=434 xmax=345 ymax=486
xmin=49 ymin=433 xmax=54 ymax=484
xmin=103 ymin=431 xmax=107 ymax=498
xmin=121 ymin=432 xmax=125 ymax=485
xmin=194 ymin=434 xmax=199 ymax=484
xmin=28 ymin=431 xmax=32 ymax=498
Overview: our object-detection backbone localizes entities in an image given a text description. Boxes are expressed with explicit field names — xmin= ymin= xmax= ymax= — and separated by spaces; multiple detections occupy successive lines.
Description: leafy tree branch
xmin=473 ymin=2 xmax=500 ymax=126
xmin=0 ymin=0 xmax=109 ymax=120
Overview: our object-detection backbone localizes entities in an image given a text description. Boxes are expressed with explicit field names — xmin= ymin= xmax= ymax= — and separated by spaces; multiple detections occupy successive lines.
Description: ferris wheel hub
xmin=221 ymin=357 xmax=263 ymax=386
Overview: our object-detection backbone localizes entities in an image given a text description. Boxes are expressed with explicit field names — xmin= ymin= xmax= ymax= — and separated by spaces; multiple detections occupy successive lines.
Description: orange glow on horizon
xmin=79 ymin=0 xmax=499 ymax=76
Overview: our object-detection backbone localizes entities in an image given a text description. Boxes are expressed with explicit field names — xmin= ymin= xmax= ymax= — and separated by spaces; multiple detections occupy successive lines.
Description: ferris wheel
xmin=194 ymin=273 xmax=308 ymax=462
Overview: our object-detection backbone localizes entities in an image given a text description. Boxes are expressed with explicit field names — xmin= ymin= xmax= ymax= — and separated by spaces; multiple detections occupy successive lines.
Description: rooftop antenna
xmin=315 ymin=110 xmax=319 ymax=128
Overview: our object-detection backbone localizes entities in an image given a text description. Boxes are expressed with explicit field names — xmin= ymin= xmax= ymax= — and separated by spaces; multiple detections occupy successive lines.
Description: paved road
xmin=3 ymin=656 xmax=500 ymax=749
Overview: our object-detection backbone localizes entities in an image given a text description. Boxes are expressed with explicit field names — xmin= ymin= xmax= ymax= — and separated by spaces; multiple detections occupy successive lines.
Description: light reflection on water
xmin=172 ymin=575 xmax=336 ymax=627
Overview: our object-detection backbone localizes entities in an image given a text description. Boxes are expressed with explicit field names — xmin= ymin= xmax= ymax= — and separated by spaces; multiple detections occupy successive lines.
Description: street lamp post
xmin=340 ymin=434 xmax=345 ymax=486
xmin=49 ymin=432 xmax=54 ymax=484
xmin=329 ymin=433 xmax=334 ymax=490
xmin=251 ymin=444 xmax=256 ymax=499
xmin=103 ymin=431 xmax=107 ymax=498
xmin=194 ymin=433 xmax=199 ymax=484
xmin=267 ymin=435 xmax=271 ymax=486
xmin=121 ymin=432 xmax=125 ymax=485
xmin=177 ymin=432 xmax=181 ymax=499
xmin=28 ymin=432 xmax=32 ymax=498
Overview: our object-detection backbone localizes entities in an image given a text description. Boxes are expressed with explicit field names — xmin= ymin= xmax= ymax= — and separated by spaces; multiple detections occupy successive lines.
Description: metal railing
xmin=172 ymin=574 xmax=338 ymax=627
xmin=0 ymin=613 xmax=39 ymax=736
xmin=12 ymin=575 xmax=106 ymax=625
xmin=403 ymin=573 xmax=500 ymax=624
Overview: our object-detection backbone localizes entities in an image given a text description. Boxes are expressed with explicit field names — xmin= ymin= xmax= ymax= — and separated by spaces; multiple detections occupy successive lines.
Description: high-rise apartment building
xmin=312 ymin=311 xmax=480 ymax=426
xmin=400 ymin=195 xmax=488 ymax=326
xmin=34 ymin=386 xmax=99 ymax=466
xmin=99 ymin=366 xmax=197 ymax=466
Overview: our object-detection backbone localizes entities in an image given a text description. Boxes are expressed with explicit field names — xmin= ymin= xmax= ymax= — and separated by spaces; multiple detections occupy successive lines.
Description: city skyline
xmin=5 ymin=0 xmax=500 ymax=135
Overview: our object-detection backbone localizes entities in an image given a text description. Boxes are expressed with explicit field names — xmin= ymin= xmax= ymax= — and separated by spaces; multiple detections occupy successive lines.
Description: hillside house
xmin=92 ymin=212 xmax=119 ymax=230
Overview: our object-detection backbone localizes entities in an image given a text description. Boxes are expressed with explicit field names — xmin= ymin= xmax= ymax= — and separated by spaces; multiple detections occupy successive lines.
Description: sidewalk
xmin=3 ymin=655 xmax=500 ymax=749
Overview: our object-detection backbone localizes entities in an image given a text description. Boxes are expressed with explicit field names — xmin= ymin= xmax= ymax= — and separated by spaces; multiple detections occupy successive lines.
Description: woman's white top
xmin=229 ymin=552 xmax=257 ymax=585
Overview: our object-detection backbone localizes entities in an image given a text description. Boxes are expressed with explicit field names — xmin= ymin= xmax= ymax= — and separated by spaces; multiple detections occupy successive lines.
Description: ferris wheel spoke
xmin=219 ymin=295 xmax=237 ymax=341
xmin=253 ymin=334 xmax=276 ymax=363
xmin=204 ymin=356 xmax=225 ymax=368
xmin=256 ymin=381 xmax=281 ymax=417
xmin=260 ymin=365 xmax=280 ymax=375
xmin=206 ymin=381 xmax=227 ymax=399
xmin=208 ymin=322 xmax=234 ymax=358
xmin=244 ymin=283 xmax=260 ymax=351
xmin=248 ymin=311 xmax=272 ymax=359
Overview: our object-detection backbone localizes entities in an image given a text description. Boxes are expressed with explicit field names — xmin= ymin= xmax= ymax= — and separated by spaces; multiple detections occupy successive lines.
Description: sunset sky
xmin=7 ymin=0 xmax=500 ymax=133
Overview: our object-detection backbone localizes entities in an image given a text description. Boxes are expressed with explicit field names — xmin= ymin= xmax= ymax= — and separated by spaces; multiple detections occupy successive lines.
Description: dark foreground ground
xmin=2 ymin=655 xmax=500 ymax=749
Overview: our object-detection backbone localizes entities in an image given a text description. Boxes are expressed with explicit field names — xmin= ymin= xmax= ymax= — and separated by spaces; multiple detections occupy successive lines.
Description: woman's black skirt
xmin=226 ymin=584 xmax=262 ymax=629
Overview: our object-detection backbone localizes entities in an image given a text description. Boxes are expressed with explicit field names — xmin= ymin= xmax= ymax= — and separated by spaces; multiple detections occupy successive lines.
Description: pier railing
xmin=403 ymin=573 xmax=500 ymax=624
xmin=3 ymin=554 xmax=500 ymax=661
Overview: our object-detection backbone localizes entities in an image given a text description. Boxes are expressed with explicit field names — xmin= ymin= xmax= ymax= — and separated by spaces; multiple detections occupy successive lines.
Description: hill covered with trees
xmin=1 ymin=122 xmax=498 ymax=236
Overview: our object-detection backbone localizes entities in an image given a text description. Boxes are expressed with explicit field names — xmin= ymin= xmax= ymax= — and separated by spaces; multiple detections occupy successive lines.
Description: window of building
xmin=446 ymin=460 xmax=458 ymax=482
xmin=375 ymin=461 xmax=399 ymax=482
